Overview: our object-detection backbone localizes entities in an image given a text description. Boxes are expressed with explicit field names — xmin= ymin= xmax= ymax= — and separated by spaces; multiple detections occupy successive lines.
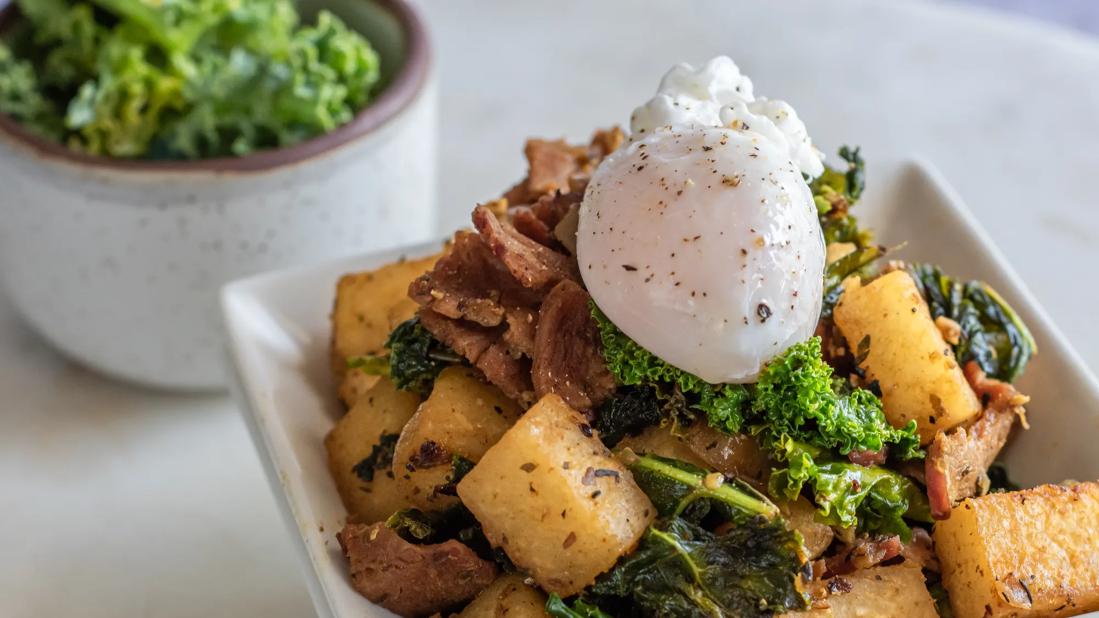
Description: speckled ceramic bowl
xmin=0 ymin=0 xmax=435 ymax=391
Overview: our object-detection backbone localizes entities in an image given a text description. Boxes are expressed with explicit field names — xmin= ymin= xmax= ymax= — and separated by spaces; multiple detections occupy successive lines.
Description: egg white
xmin=578 ymin=126 xmax=825 ymax=384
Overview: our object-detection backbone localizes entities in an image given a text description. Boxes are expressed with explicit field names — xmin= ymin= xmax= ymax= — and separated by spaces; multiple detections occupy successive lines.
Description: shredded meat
xmin=408 ymin=231 xmax=538 ymax=327
xmin=337 ymin=522 xmax=497 ymax=617
xmin=532 ymin=280 xmax=616 ymax=411
xmin=925 ymin=405 xmax=1018 ymax=519
xmin=925 ymin=362 xmax=1030 ymax=519
xmin=472 ymin=206 xmax=578 ymax=291
xmin=503 ymin=128 xmax=623 ymax=207
xmin=418 ymin=308 xmax=499 ymax=362
xmin=824 ymin=535 xmax=904 ymax=576
xmin=410 ymin=130 xmax=623 ymax=407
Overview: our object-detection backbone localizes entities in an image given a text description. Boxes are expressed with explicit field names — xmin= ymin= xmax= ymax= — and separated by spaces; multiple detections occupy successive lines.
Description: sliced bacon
xmin=963 ymin=360 xmax=1031 ymax=414
xmin=525 ymin=138 xmax=582 ymax=196
xmin=532 ymin=280 xmax=616 ymax=412
xmin=925 ymin=406 xmax=1018 ymax=519
xmin=472 ymin=206 xmax=578 ymax=291
xmin=337 ymin=522 xmax=497 ymax=617
xmin=476 ymin=341 xmax=534 ymax=406
xmin=418 ymin=308 xmax=499 ymax=363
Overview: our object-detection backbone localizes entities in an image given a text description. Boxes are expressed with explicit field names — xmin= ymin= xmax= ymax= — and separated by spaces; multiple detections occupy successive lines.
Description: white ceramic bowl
xmin=221 ymin=157 xmax=1099 ymax=618
xmin=0 ymin=0 xmax=436 ymax=391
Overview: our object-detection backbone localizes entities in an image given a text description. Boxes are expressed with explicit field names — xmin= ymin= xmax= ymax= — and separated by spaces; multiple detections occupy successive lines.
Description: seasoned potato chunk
xmin=325 ymin=377 xmax=420 ymax=523
xmin=934 ymin=482 xmax=1099 ymax=617
xmin=615 ymin=424 xmax=709 ymax=468
xmin=458 ymin=394 xmax=655 ymax=597
xmin=780 ymin=498 xmax=834 ymax=560
xmin=393 ymin=366 xmax=521 ymax=511
xmin=331 ymin=253 xmax=441 ymax=405
xmin=458 ymin=574 xmax=548 ymax=618
xmin=834 ymin=271 xmax=981 ymax=444
xmin=783 ymin=565 xmax=938 ymax=617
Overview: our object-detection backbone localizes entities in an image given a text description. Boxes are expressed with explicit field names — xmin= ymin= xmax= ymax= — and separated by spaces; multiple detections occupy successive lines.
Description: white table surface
xmin=3 ymin=0 xmax=1098 ymax=616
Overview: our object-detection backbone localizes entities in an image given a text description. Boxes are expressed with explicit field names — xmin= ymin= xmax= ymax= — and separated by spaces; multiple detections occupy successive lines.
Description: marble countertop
xmin=3 ymin=0 xmax=1098 ymax=615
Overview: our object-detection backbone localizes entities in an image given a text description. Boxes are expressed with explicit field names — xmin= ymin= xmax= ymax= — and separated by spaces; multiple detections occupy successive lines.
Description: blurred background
xmin=2 ymin=0 xmax=1097 ymax=616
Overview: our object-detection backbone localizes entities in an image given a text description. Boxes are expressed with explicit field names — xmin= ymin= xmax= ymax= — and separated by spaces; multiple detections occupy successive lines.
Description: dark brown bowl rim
xmin=0 ymin=0 xmax=431 ymax=174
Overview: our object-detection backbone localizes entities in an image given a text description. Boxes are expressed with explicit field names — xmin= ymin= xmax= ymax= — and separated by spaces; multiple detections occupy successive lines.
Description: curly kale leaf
xmin=593 ymin=385 xmax=663 ymax=448
xmin=592 ymin=303 xmax=751 ymax=432
xmin=350 ymin=432 xmax=399 ymax=483
xmin=590 ymin=517 xmax=808 ymax=618
xmin=768 ymin=437 xmax=930 ymax=539
xmin=347 ymin=317 xmax=461 ymax=396
xmin=627 ymin=454 xmax=780 ymax=525
xmin=907 ymin=263 xmax=1036 ymax=382
xmin=753 ymin=337 xmax=922 ymax=461
xmin=545 ymin=595 xmax=613 ymax=618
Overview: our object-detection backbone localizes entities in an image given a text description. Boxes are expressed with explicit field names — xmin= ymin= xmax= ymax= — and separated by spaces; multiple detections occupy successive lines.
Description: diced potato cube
xmin=781 ymin=498 xmax=834 ymax=560
xmin=393 ymin=366 xmax=521 ymax=511
xmin=615 ymin=424 xmax=709 ymax=469
xmin=331 ymin=253 xmax=441 ymax=405
xmin=834 ymin=271 xmax=982 ymax=444
xmin=934 ymin=482 xmax=1099 ymax=617
xmin=458 ymin=574 xmax=548 ymax=618
xmin=783 ymin=565 xmax=938 ymax=617
xmin=458 ymin=394 xmax=655 ymax=597
xmin=325 ymin=377 xmax=420 ymax=523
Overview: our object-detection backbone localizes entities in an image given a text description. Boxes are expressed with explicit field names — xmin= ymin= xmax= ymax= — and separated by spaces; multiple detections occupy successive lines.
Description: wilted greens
xmin=907 ymin=263 xmax=1036 ymax=382
xmin=351 ymin=432 xmax=398 ymax=483
xmin=0 ymin=0 xmax=380 ymax=159
xmin=347 ymin=316 xmax=462 ymax=396
xmin=557 ymin=454 xmax=807 ymax=617
xmin=592 ymin=385 xmax=663 ymax=448
xmin=812 ymin=145 xmax=870 ymax=247
xmin=769 ymin=437 xmax=930 ymax=538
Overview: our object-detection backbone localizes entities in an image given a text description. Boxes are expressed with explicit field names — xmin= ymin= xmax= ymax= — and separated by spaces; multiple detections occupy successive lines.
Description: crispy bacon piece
xmin=472 ymin=205 xmax=578 ymax=291
xmin=337 ymin=522 xmax=497 ymax=617
xmin=503 ymin=128 xmax=624 ymax=206
xmin=847 ymin=448 xmax=887 ymax=467
xmin=925 ymin=362 xmax=1028 ymax=519
xmin=532 ymin=280 xmax=616 ymax=412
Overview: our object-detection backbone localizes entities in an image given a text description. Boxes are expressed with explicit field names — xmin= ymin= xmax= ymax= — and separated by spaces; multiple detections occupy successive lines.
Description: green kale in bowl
xmin=0 ymin=0 xmax=381 ymax=159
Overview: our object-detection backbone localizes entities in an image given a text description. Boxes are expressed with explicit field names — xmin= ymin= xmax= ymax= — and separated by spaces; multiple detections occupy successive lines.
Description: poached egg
xmin=577 ymin=57 xmax=825 ymax=384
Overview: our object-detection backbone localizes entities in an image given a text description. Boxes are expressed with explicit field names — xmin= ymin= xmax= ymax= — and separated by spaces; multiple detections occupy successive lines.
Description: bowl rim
xmin=0 ymin=0 xmax=431 ymax=174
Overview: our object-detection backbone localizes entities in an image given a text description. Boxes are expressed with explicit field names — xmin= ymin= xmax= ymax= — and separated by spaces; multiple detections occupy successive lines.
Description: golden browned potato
xmin=934 ymin=481 xmax=1099 ymax=617
xmin=458 ymin=574 xmax=548 ymax=618
xmin=829 ymin=564 xmax=939 ymax=618
xmin=393 ymin=366 xmax=521 ymax=511
xmin=615 ymin=424 xmax=709 ymax=468
xmin=780 ymin=498 xmax=834 ymax=560
xmin=331 ymin=252 xmax=441 ymax=406
xmin=833 ymin=271 xmax=982 ymax=444
xmin=458 ymin=394 xmax=655 ymax=597
xmin=682 ymin=423 xmax=771 ymax=487
xmin=325 ymin=377 xmax=421 ymax=523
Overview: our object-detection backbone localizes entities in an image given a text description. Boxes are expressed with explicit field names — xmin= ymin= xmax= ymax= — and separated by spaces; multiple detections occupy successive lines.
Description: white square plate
xmin=222 ymin=158 xmax=1099 ymax=618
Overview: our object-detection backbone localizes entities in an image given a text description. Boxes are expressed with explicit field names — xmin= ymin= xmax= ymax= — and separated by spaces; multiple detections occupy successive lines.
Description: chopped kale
xmin=347 ymin=317 xmax=462 ymax=396
xmin=752 ymin=337 xmax=922 ymax=461
xmin=592 ymin=303 xmax=751 ymax=433
xmin=812 ymin=146 xmax=872 ymax=247
xmin=907 ymin=264 xmax=1037 ymax=382
xmin=351 ymin=432 xmax=398 ymax=483
xmin=589 ymin=517 xmax=808 ymax=617
xmin=626 ymin=454 xmax=779 ymax=525
xmin=768 ymin=437 xmax=931 ymax=539
xmin=545 ymin=595 xmax=613 ymax=618
xmin=593 ymin=386 xmax=663 ymax=448
xmin=431 ymin=454 xmax=476 ymax=497
xmin=987 ymin=462 xmax=1021 ymax=493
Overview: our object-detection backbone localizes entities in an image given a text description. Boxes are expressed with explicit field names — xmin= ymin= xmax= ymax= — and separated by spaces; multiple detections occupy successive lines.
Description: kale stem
xmin=633 ymin=455 xmax=779 ymax=519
